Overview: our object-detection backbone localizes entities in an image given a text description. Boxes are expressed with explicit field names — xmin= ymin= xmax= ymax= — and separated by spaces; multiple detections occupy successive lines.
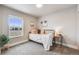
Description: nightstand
xmin=53 ymin=34 xmax=63 ymax=47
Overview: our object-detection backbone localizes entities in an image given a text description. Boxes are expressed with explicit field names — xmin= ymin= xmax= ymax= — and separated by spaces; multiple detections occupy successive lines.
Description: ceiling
xmin=3 ymin=4 xmax=76 ymax=17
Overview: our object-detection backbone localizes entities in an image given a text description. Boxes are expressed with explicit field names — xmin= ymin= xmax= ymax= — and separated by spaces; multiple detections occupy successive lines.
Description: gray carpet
xmin=2 ymin=41 xmax=79 ymax=55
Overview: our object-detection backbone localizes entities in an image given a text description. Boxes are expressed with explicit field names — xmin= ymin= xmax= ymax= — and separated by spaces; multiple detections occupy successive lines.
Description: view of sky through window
xmin=8 ymin=15 xmax=23 ymax=27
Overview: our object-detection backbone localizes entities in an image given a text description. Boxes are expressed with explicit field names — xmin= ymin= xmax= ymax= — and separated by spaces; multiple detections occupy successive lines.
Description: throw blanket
xmin=29 ymin=33 xmax=53 ymax=50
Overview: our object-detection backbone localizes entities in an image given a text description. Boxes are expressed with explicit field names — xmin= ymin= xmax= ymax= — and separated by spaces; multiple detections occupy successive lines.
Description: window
xmin=8 ymin=15 xmax=23 ymax=38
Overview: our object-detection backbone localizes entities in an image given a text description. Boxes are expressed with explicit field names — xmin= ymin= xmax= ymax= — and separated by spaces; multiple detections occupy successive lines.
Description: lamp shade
xmin=36 ymin=4 xmax=43 ymax=8
xmin=55 ymin=26 xmax=63 ymax=34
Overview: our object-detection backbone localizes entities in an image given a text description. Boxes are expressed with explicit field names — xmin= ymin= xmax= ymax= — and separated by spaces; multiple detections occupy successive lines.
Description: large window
xmin=8 ymin=15 xmax=23 ymax=38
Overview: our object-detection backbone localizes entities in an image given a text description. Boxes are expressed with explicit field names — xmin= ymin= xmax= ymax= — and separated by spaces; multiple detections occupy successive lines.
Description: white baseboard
xmin=8 ymin=40 xmax=79 ymax=50
xmin=55 ymin=42 xmax=79 ymax=50
xmin=9 ymin=40 xmax=28 ymax=48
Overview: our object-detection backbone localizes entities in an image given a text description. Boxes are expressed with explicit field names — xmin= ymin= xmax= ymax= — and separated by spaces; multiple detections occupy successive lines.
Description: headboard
xmin=44 ymin=29 xmax=55 ymax=34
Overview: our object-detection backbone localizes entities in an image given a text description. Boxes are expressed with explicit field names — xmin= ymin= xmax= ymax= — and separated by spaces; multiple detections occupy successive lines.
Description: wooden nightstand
xmin=53 ymin=34 xmax=63 ymax=47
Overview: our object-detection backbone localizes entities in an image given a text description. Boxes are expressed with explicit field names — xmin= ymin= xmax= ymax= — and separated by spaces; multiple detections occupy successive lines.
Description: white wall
xmin=0 ymin=5 xmax=38 ymax=44
xmin=38 ymin=6 xmax=78 ymax=49
xmin=77 ymin=5 xmax=79 ymax=48
xmin=0 ymin=6 xmax=3 ymax=34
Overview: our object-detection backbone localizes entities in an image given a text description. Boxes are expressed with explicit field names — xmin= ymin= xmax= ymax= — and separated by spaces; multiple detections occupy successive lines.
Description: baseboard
xmin=55 ymin=42 xmax=79 ymax=50
xmin=0 ymin=40 xmax=28 ymax=55
xmin=7 ymin=40 xmax=79 ymax=50
xmin=9 ymin=40 xmax=28 ymax=48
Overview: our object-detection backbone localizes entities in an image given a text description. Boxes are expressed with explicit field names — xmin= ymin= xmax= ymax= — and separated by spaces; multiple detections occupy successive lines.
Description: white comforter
xmin=29 ymin=33 xmax=53 ymax=50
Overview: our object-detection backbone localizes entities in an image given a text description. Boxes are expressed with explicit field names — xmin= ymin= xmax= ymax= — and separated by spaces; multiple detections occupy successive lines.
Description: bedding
xmin=29 ymin=33 xmax=53 ymax=50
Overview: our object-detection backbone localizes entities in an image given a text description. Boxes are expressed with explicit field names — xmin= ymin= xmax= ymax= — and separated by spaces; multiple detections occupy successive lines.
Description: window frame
xmin=8 ymin=15 xmax=24 ymax=38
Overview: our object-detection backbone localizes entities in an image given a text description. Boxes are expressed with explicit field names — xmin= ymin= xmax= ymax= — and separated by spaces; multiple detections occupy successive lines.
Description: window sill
xmin=9 ymin=35 xmax=23 ymax=39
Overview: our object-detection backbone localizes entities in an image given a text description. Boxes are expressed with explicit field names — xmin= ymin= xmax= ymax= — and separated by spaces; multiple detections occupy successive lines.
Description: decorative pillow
xmin=37 ymin=29 xmax=41 ymax=34
xmin=41 ymin=29 xmax=45 ymax=34
xmin=30 ymin=28 xmax=38 ymax=34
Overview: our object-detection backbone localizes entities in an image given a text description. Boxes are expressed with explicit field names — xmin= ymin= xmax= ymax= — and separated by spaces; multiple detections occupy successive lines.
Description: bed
xmin=29 ymin=29 xmax=54 ymax=50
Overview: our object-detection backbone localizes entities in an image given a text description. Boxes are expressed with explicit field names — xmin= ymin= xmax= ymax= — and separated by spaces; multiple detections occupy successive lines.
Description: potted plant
xmin=0 ymin=34 xmax=10 ymax=54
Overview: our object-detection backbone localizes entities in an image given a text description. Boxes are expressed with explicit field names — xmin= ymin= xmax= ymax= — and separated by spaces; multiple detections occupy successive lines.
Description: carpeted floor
xmin=2 ymin=41 xmax=79 ymax=55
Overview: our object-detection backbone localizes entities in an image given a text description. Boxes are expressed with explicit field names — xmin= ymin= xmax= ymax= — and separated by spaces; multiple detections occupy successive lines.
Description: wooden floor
xmin=50 ymin=44 xmax=79 ymax=55
xmin=2 ymin=41 xmax=79 ymax=55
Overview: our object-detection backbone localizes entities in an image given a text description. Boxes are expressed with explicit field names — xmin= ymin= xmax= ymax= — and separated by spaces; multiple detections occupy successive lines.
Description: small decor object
xmin=43 ymin=20 xmax=48 ymax=27
xmin=44 ymin=20 xmax=47 ymax=23
xmin=40 ymin=20 xmax=48 ymax=27
xmin=41 ymin=21 xmax=43 ymax=24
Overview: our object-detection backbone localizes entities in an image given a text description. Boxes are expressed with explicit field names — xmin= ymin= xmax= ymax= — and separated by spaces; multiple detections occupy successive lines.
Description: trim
xmin=9 ymin=40 xmax=28 ymax=48
xmin=5 ymin=40 xmax=79 ymax=50
xmin=55 ymin=42 xmax=79 ymax=50
xmin=9 ymin=35 xmax=22 ymax=39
